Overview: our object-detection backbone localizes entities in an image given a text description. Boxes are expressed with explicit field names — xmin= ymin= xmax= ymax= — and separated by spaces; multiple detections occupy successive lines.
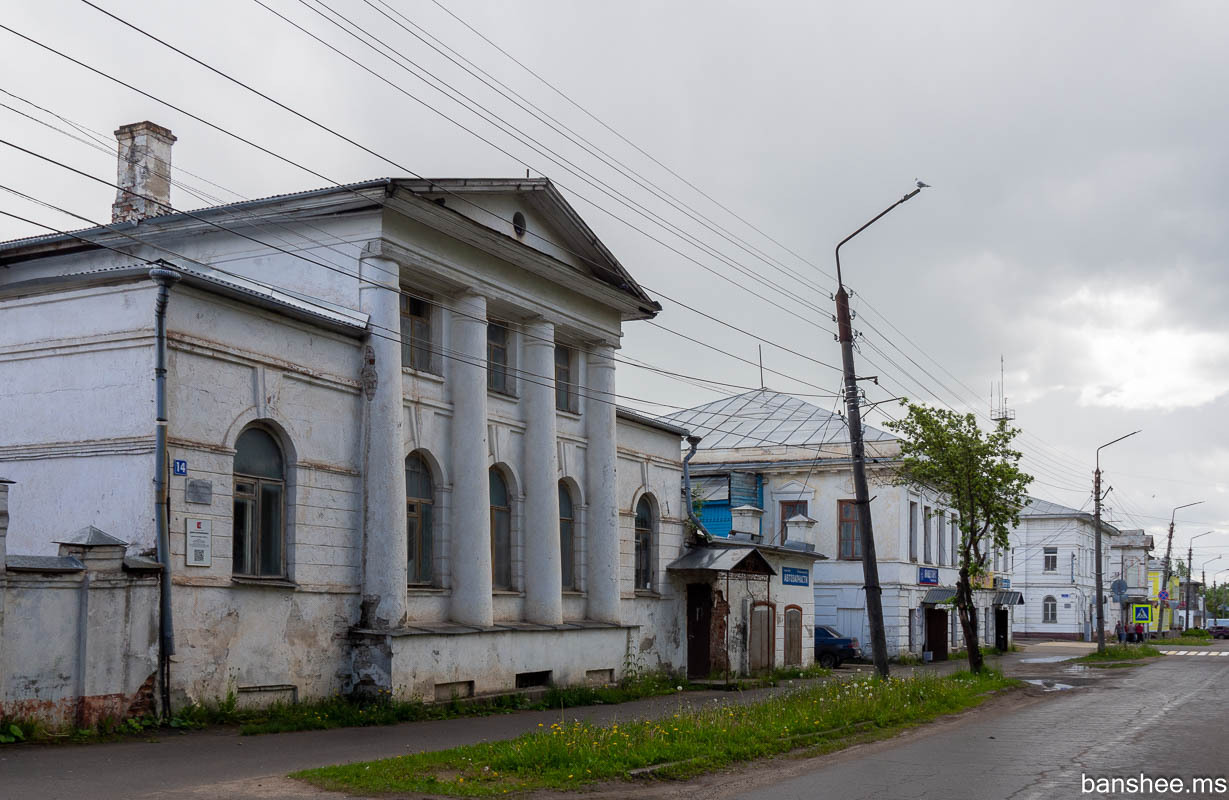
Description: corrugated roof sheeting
xmin=661 ymin=389 xmax=894 ymax=450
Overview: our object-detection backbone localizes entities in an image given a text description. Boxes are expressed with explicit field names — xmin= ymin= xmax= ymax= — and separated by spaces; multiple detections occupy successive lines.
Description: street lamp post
xmin=834 ymin=183 xmax=926 ymax=679
xmin=1093 ymin=431 xmax=1139 ymax=653
xmin=1200 ymin=553 xmax=1222 ymax=625
xmin=1160 ymin=501 xmax=1203 ymax=634
xmin=1186 ymin=531 xmax=1214 ymax=629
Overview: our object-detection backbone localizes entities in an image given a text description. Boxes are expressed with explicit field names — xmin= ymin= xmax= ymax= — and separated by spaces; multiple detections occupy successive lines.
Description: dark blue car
xmin=814 ymin=625 xmax=861 ymax=668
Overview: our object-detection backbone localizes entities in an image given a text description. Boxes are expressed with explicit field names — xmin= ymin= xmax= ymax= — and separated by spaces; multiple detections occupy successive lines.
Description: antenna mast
xmin=990 ymin=355 xmax=1016 ymax=422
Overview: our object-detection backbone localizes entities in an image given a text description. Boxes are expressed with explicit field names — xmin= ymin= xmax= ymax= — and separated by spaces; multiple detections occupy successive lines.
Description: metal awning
xmin=922 ymin=587 xmax=957 ymax=604
xmin=666 ymin=546 xmax=776 ymax=576
xmin=992 ymin=590 xmax=1024 ymax=606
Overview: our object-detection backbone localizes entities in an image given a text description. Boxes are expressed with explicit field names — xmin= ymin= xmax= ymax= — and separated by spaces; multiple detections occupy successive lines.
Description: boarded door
xmin=686 ymin=584 xmax=713 ymax=678
xmin=783 ymin=606 xmax=803 ymax=666
xmin=749 ymin=603 xmax=774 ymax=672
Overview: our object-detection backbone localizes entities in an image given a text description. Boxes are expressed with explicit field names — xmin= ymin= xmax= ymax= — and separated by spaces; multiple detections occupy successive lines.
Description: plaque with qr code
xmin=185 ymin=518 xmax=212 ymax=567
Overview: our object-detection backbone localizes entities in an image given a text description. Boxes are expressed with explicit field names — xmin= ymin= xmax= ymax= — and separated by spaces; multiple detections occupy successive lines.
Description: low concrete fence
xmin=0 ymin=482 xmax=160 ymax=728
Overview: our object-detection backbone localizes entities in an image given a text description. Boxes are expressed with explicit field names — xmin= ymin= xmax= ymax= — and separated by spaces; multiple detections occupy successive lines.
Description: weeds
xmin=294 ymin=670 xmax=1018 ymax=796
xmin=1076 ymin=643 xmax=1162 ymax=662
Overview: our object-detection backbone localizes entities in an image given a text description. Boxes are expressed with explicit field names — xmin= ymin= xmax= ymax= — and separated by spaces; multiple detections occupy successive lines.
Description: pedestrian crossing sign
xmin=1131 ymin=604 xmax=1153 ymax=624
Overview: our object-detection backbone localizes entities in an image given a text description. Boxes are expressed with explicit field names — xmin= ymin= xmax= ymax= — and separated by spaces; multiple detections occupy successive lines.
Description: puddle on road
xmin=1022 ymin=679 xmax=1076 ymax=691
xmin=1020 ymin=655 xmax=1078 ymax=663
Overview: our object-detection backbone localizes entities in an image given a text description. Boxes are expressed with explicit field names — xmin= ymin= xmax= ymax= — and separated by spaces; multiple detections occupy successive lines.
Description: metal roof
xmin=6 ymin=555 xmax=85 ymax=573
xmin=660 ymin=389 xmax=894 ymax=451
xmin=990 ymin=590 xmax=1025 ymax=606
xmin=666 ymin=546 xmax=777 ymax=575
xmin=922 ymin=587 xmax=957 ymax=604
xmin=1021 ymin=497 xmax=1087 ymax=517
xmin=54 ymin=526 xmax=128 ymax=547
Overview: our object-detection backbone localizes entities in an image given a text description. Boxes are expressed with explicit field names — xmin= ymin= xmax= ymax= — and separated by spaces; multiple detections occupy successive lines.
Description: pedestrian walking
xmin=1134 ymin=622 xmax=1144 ymax=643
xmin=1115 ymin=620 xmax=1124 ymax=644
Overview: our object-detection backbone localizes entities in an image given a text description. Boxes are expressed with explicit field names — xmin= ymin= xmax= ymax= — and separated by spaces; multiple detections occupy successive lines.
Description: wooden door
xmin=749 ymin=603 xmax=774 ymax=672
xmin=924 ymin=607 xmax=949 ymax=660
xmin=686 ymin=584 xmax=712 ymax=678
xmin=784 ymin=606 xmax=803 ymax=666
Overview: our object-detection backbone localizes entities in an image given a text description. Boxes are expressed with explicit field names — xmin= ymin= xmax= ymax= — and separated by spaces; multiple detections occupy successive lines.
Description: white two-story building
xmin=665 ymin=389 xmax=1019 ymax=660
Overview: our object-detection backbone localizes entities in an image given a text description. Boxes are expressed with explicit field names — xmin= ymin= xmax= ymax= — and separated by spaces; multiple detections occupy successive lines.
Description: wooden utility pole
xmin=833 ymin=185 xmax=924 ymax=679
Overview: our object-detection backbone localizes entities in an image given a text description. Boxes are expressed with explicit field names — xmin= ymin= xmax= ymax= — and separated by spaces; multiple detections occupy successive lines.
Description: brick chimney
xmin=112 ymin=121 xmax=176 ymax=223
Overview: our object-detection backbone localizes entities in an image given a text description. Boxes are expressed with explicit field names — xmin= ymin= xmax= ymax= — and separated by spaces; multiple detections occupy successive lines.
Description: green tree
xmin=886 ymin=402 xmax=1033 ymax=672
xmin=1206 ymin=583 xmax=1229 ymax=621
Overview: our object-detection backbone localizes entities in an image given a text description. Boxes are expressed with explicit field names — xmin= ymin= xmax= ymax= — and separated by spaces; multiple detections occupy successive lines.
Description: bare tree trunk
xmin=956 ymin=569 xmax=984 ymax=672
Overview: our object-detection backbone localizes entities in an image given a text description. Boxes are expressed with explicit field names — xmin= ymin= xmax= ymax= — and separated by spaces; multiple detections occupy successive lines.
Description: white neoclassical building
xmin=0 ymin=121 xmax=713 ymax=719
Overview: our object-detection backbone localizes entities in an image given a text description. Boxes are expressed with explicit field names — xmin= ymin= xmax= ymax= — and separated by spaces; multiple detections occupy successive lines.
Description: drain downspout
xmin=151 ymin=264 xmax=181 ymax=718
xmin=682 ymin=435 xmax=712 ymax=542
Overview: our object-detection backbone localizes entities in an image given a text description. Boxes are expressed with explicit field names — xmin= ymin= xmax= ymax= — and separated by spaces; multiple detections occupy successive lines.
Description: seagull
xmin=916 ymin=180 xmax=931 ymax=189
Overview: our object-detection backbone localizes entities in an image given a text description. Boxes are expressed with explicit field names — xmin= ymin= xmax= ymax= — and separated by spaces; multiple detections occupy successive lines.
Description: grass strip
xmin=1075 ymin=643 xmax=1162 ymax=663
xmin=1163 ymin=636 xmax=1211 ymax=647
xmin=292 ymin=669 xmax=1016 ymax=796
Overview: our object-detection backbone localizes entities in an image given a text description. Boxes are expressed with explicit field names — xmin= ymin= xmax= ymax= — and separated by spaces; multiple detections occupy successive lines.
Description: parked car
xmin=814 ymin=625 xmax=861 ymax=668
xmin=1209 ymin=626 xmax=1229 ymax=640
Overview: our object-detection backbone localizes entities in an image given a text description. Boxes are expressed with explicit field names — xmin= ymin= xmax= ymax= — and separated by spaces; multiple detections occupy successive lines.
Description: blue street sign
xmin=918 ymin=567 xmax=939 ymax=585
xmin=1158 ymin=590 xmax=1169 ymax=601
xmin=1131 ymin=604 xmax=1153 ymax=623
xmin=173 ymin=460 xmax=188 ymax=476
xmin=781 ymin=567 xmax=809 ymax=586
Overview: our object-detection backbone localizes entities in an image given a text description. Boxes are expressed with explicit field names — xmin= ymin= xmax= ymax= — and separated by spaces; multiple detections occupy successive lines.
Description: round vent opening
xmin=512 ymin=211 xmax=526 ymax=238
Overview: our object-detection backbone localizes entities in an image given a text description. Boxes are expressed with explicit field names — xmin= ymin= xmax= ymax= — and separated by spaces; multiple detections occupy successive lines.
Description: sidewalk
xmin=0 ymin=644 xmax=1073 ymax=800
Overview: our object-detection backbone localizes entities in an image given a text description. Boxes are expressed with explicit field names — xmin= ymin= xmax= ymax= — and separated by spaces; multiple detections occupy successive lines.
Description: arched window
xmin=490 ymin=468 xmax=512 ymax=589
xmin=634 ymin=496 xmax=654 ymax=591
xmin=559 ymin=482 xmax=576 ymax=590
xmin=233 ymin=427 xmax=285 ymax=577
xmin=1043 ymin=595 xmax=1057 ymax=624
xmin=406 ymin=453 xmax=434 ymax=584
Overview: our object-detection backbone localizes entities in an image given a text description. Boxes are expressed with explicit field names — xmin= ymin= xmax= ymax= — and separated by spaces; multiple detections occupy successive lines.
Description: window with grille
xmin=232 ymin=427 xmax=286 ymax=578
xmin=406 ymin=453 xmax=434 ymax=584
xmin=399 ymin=295 xmax=435 ymax=373
xmin=838 ymin=499 xmax=861 ymax=560
xmin=490 ymin=468 xmax=512 ymax=589
xmin=634 ymin=497 xmax=654 ymax=590
xmin=559 ymin=482 xmax=577 ymax=590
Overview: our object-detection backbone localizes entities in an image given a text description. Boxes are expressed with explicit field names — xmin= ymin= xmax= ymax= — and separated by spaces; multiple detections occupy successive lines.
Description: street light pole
xmin=1161 ymin=501 xmax=1203 ymax=635
xmin=1093 ymin=430 xmax=1139 ymax=653
xmin=1186 ymin=532 xmax=1214 ymax=629
xmin=834 ymin=184 xmax=925 ymax=679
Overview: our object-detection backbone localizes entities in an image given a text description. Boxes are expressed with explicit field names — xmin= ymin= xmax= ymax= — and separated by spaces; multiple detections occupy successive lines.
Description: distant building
xmin=664 ymin=390 xmax=1018 ymax=660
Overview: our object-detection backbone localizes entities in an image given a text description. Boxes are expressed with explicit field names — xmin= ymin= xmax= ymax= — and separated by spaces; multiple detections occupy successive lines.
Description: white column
xmin=522 ymin=319 xmax=562 ymax=624
xmin=358 ymin=247 xmax=408 ymax=628
xmin=449 ymin=292 xmax=493 ymax=627
xmin=585 ymin=343 xmax=621 ymax=624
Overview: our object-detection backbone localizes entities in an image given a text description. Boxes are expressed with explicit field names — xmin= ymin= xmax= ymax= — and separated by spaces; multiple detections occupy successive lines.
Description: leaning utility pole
xmin=834 ymin=184 xmax=925 ymax=679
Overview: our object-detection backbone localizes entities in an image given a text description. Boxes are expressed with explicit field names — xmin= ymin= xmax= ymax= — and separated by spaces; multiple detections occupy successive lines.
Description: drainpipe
xmin=151 ymin=264 xmax=181 ymax=718
xmin=682 ymin=435 xmax=712 ymax=543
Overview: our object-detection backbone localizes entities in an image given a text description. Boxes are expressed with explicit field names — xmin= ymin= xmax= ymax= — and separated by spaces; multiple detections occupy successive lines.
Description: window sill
xmin=407 ymin=585 xmax=447 ymax=595
xmin=488 ymin=390 xmax=519 ymax=401
xmin=401 ymin=367 xmax=444 ymax=383
xmin=561 ymin=590 xmax=585 ymax=596
xmin=555 ymin=409 xmax=581 ymax=421
xmin=231 ymin=576 xmax=298 ymax=589
xmin=492 ymin=589 xmax=523 ymax=597
xmin=634 ymin=589 xmax=661 ymax=599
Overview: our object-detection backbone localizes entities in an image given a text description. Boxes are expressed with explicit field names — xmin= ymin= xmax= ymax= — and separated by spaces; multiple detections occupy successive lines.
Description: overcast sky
xmin=3 ymin=0 xmax=1227 ymax=575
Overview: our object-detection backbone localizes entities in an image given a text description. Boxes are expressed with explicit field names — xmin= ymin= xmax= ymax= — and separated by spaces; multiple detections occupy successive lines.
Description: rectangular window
xmin=399 ymin=295 xmax=434 ymax=373
xmin=937 ymin=511 xmax=947 ymax=565
xmin=908 ymin=501 xmax=918 ymax=562
xmin=950 ymin=517 xmax=959 ymax=567
xmin=780 ymin=500 xmax=808 ymax=542
xmin=554 ymin=344 xmax=577 ymax=412
xmin=907 ymin=608 xmax=915 ymax=651
xmin=1044 ymin=547 xmax=1058 ymax=572
xmin=233 ymin=479 xmax=284 ymax=577
xmin=487 ymin=322 xmax=513 ymax=395
xmin=838 ymin=499 xmax=861 ymax=560
xmin=491 ymin=503 xmax=512 ymax=589
xmin=923 ymin=506 xmax=933 ymax=564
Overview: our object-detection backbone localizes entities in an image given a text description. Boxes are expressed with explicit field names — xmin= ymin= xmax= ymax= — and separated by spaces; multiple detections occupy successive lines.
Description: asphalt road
xmin=2 ymin=642 xmax=1224 ymax=799
xmin=725 ymin=641 xmax=1229 ymax=800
